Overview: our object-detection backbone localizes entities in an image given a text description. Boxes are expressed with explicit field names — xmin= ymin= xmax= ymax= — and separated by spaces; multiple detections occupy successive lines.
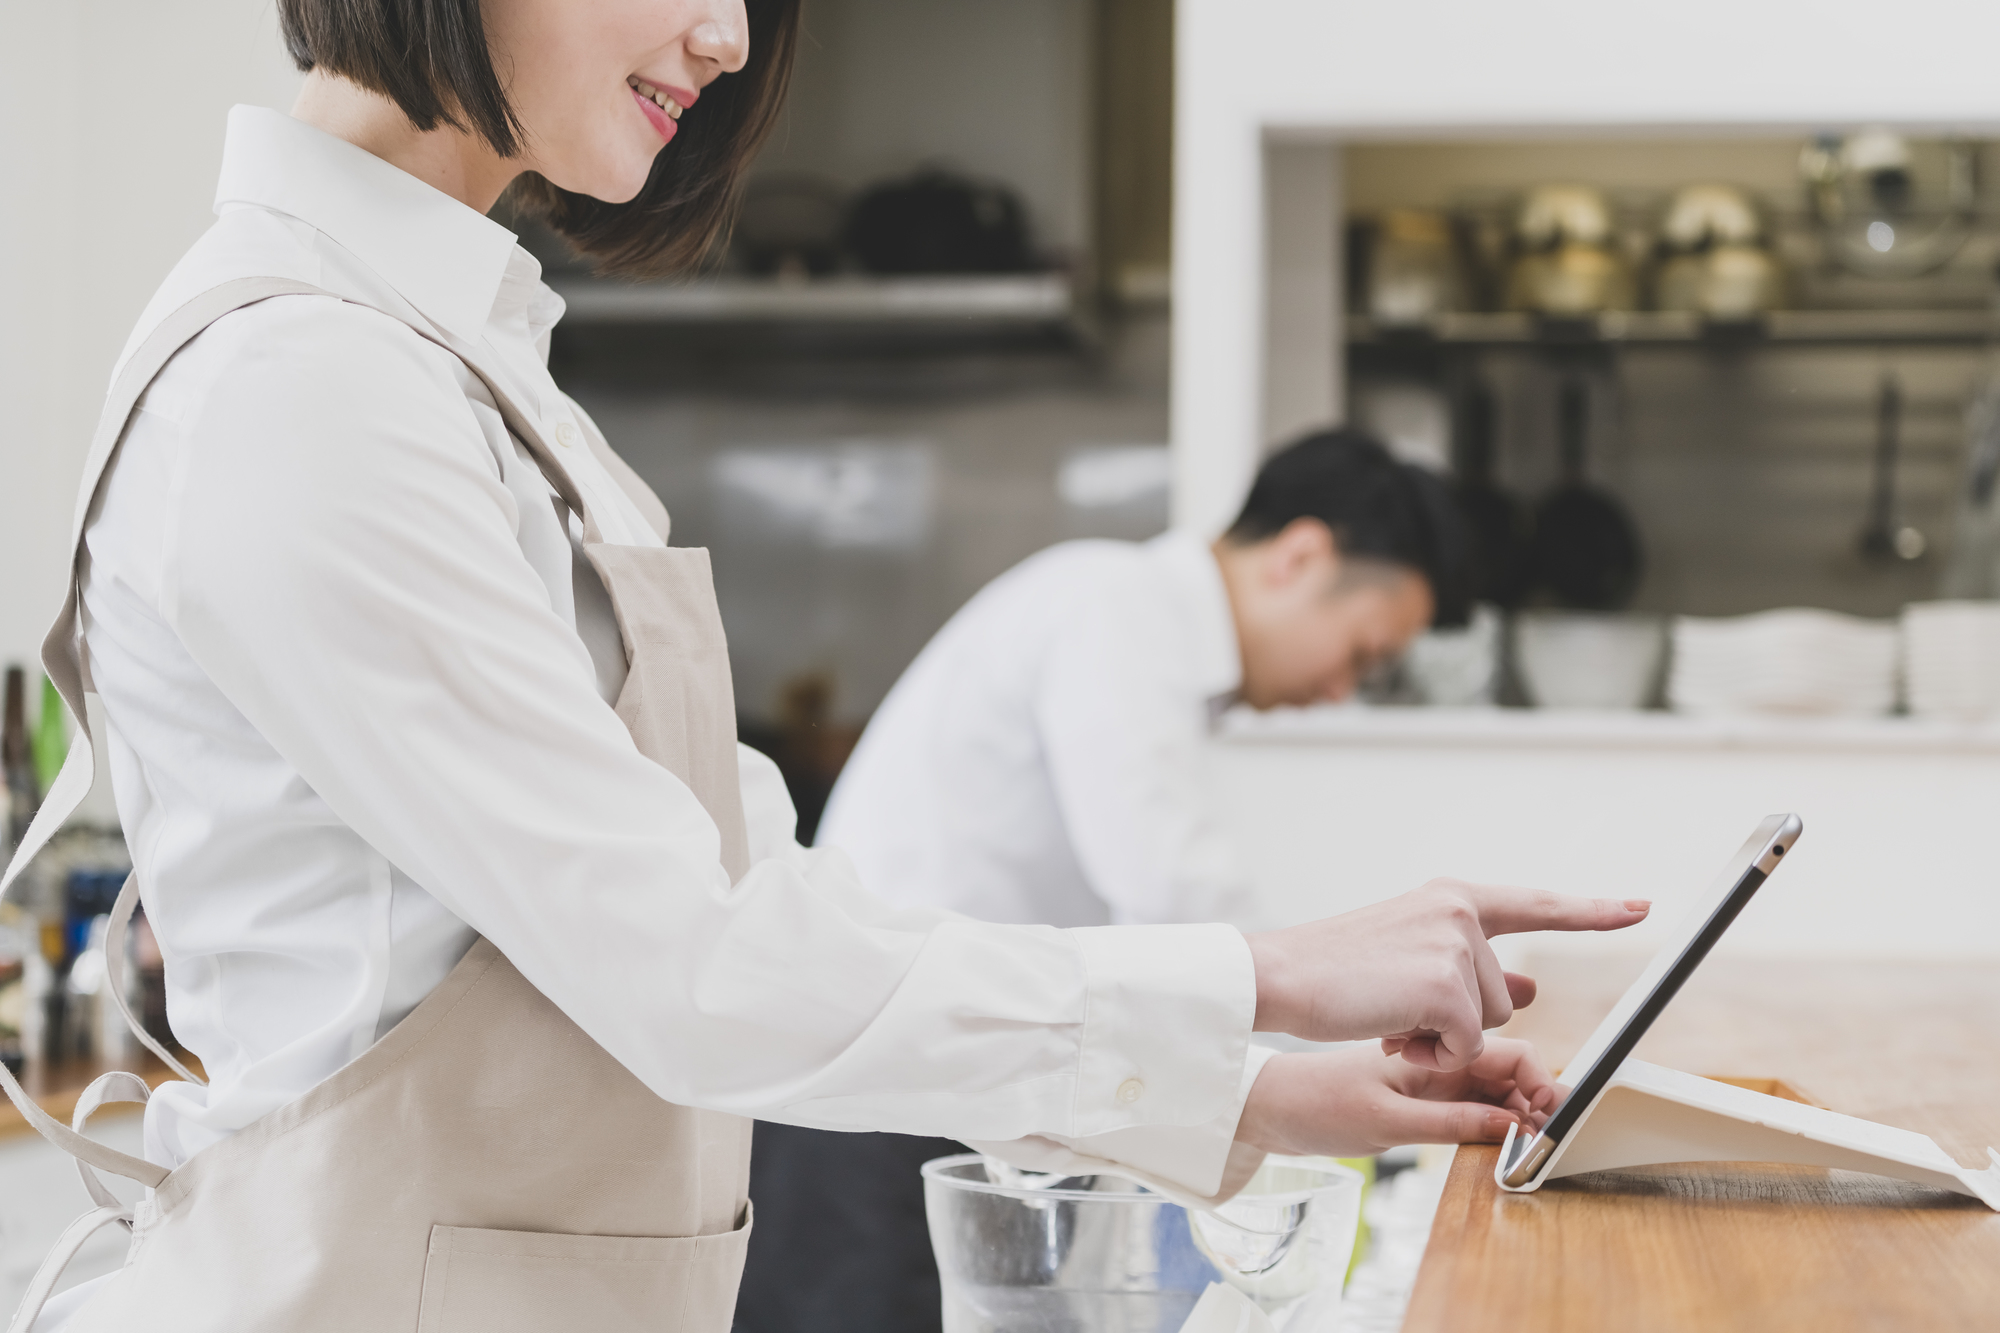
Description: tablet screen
xmin=1501 ymin=813 xmax=1802 ymax=1184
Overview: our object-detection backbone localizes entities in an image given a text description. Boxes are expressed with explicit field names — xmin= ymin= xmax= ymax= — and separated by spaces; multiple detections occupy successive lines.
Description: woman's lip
xmin=660 ymin=83 xmax=699 ymax=109
xmin=631 ymin=85 xmax=677 ymax=143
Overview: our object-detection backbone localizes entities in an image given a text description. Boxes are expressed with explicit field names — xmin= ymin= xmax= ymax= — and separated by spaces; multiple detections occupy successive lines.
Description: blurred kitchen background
xmin=12 ymin=0 xmax=2000 ymax=1048
xmin=9 ymin=0 xmax=2000 ymax=1312
xmin=500 ymin=0 xmax=1183 ymax=838
xmin=502 ymin=4 xmax=2000 ymax=837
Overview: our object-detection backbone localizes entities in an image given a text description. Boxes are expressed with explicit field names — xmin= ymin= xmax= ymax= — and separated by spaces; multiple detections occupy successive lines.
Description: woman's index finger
xmin=1464 ymin=885 xmax=1651 ymax=937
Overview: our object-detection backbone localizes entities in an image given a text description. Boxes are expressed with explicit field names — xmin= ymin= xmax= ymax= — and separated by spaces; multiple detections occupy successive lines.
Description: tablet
xmin=1499 ymin=813 xmax=1803 ymax=1188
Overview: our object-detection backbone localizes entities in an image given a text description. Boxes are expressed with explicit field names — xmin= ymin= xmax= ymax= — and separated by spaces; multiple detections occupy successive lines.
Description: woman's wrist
xmin=1242 ymin=929 xmax=1298 ymax=1036
xmin=1234 ymin=1051 xmax=1303 ymax=1157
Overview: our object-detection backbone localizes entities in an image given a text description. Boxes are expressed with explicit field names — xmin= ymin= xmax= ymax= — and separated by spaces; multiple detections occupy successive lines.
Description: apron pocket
xmin=415 ymin=1207 xmax=752 ymax=1333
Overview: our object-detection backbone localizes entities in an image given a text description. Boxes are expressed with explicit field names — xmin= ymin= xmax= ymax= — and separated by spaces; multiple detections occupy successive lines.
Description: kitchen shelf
xmin=1345 ymin=308 xmax=2000 ymax=349
xmin=1219 ymin=704 xmax=2000 ymax=755
xmin=549 ymin=272 xmax=1080 ymax=327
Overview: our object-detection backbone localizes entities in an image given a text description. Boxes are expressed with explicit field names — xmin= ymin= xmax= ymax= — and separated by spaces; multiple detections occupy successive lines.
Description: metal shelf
xmin=1346 ymin=308 xmax=2000 ymax=349
xmin=549 ymin=273 xmax=1079 ymax=327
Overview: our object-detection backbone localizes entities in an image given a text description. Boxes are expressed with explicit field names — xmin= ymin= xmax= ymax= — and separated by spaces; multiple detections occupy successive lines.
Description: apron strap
xmin=104 ymin=873 xmax=204 ymax=1086
xmin=0 ymin=278 xmax=325 ymax=1191
xmin=69 ymin=1070 xmax=155 ymax=1213
xmin=0 ymin=275 xmax=697 ymax=909
xmin=421 ymin=327 xmax=601 ymax=546
xmin=0 ymin=1059 xmax=165 ymax=1192
xmin=4 ymin=1205 xmax=134 ymax=1333
xmin=0 ymin=269 xmax=745 ymax=1189
xmin=0 ymin=277 xmax=334 ymax=903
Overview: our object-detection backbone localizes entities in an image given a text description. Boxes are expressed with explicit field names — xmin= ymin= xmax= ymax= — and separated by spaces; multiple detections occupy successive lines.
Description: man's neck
xmin=1210 ymin=537 xmax=1257 ymax=696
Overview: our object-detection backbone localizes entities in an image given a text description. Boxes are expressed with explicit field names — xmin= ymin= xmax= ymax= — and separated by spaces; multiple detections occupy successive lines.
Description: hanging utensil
xmin=1857 ymin=373 xmax=1926 ymax=563
xmin=1528 ymin=377 xmax=1643 ymax=611
xmin=1450 ymin=377 xmax=1529 ymax=608
xmin=1940 ymin=377 xmax=2000 ymax=597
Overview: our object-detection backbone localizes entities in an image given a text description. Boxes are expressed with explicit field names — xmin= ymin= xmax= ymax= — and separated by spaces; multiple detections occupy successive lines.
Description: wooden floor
xmin=1403 ymin=956 xmax=2000 ymax=1332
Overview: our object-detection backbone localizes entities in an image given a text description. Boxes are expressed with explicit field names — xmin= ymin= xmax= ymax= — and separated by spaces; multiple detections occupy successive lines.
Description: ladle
xmin=1857 ymin=372 xmax=1926 ymax=563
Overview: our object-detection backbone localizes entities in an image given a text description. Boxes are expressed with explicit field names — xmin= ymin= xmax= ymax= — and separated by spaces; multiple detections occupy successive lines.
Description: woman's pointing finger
xmin=1463 ymin=886 xmax=1651 ymax=938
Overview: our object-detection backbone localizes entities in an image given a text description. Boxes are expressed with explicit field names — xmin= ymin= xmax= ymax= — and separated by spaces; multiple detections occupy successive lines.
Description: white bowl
xmin=1516 ymin=612 xmax=1665 ymax=710
xmin=924 ymin=1154 xmax=1363 ymax=1332
xmin=1669 ymin=609 xmax=1897 ymax=716
xmin=1903 ymin=600 xmax=2000 ymax=720
xmin=1404 ymin=605 xmax=1502 ymax=706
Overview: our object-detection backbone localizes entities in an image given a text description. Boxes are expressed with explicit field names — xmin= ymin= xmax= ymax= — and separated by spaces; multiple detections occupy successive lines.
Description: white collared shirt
xmin=819 ymin=533 xmax=1256 ymax=928
xmin=79 ymin=107 xmax=1269 ymax=1201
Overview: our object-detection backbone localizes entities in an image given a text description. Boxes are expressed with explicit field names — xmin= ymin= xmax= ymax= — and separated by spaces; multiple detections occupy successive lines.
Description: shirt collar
xmin=1145 ymin=530 xmax=1243 ymax=702
xmin=213 ymin=105 xmax=523 ymax=343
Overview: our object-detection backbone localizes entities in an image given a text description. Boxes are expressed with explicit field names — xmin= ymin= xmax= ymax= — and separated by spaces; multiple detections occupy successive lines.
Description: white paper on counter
xmin=1177 ymin=1282 xmax=1277 ymax=1333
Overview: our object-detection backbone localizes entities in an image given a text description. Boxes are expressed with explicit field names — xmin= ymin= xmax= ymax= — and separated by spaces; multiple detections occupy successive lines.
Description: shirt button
xmin=1116 ymin=1078 xmax=1145 ymax=1105
xmin=555 ymin=422 xmax=581 ymax=449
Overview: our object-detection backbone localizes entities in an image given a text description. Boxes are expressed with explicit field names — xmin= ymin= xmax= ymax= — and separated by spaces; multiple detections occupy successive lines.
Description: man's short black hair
xmin=1224 ymin=427 xmax=1472 ymax=628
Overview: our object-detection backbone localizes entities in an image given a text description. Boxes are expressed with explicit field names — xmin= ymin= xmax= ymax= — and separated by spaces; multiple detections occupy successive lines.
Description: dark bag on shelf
xmin=845 ymin=169 xmax=1032 ymax=275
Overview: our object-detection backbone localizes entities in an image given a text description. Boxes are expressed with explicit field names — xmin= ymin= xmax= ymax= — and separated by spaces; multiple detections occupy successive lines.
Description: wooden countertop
xmin=0 ymin=1053 xmax=202 ymax=1141
xmin=1403 ymin=955 xmax=2000 ymax=1332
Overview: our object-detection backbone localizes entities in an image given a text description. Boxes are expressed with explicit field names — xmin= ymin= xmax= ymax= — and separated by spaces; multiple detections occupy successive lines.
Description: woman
xmin=0 ymin=2 xmax=1645 ymax=1329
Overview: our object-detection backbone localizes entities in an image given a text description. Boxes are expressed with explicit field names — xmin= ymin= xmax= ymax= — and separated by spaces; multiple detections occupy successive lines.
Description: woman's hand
xmin=1242 ymin=881 xmax=1648 ymax=1070
xmin=1233 ymin=1039 xmax=1567 ymax=1159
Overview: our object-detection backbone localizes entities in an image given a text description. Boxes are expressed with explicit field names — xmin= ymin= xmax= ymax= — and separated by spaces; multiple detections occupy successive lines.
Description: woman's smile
xmin=628 ymin=75 xmax=692 ymax=143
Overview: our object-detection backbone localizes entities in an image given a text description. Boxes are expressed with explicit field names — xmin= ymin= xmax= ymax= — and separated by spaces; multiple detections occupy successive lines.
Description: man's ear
xmin=1267 ymin=517 xmax=1337 ymax=588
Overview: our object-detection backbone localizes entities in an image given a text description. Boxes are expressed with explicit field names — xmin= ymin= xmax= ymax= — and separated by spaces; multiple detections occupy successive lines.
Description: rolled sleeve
xmin=1069 ymin=923 xmax=1257 ymax=1135
xmin=966 ymin=1044 xmax=1279 ymax=1208
xmin=964 ymin=924 xmax=1270 ymax=1204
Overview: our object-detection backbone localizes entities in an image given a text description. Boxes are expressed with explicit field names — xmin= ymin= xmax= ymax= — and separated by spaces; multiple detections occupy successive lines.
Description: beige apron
xmin=0 ymin=277 xmax=756 ymax=1332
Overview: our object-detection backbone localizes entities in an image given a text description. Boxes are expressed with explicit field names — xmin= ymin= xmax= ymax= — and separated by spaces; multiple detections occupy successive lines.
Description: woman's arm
xmin=155 ymin=296 xmax=1261 ymax=1197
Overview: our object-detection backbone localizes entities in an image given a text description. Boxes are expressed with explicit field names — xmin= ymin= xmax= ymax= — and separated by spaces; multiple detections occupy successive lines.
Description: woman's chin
xmin=545 ymin=156 xmax=654 ymax=206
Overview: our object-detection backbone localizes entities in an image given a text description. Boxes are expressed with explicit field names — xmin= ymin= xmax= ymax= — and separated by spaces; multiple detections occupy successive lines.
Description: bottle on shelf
xmin=3 ymin=664 xmax=36 ymax=854
xmin=57 ymin=868 xmax=128 ymax=1064
xmin=31 ymin=675 xmax=66 ymax=799
xmin=0 ymin=903 xmax=30 ymax=1076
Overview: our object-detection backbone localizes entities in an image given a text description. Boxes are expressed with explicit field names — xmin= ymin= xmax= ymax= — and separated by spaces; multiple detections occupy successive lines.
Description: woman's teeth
xmin=628 ymin=77 xmax=683 ymax=120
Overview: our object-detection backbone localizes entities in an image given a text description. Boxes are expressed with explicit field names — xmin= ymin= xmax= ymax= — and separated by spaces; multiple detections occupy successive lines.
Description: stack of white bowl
xmin=1404 ymin=605 xmax=1502 ymax=706
xmin=1515 ymin=612 xmax=1665 ymax=710
xmin=1668 ymin=609 xmax=1898 ymax=717
xmin=1902 ymin=601 xmax=2000 ymax=720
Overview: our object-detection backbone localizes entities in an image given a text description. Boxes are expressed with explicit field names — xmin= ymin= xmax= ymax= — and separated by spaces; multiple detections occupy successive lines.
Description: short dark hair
xmin=1225 ymin=427 xmax=1471 ymax=628
xmin=277 ymin=0 xmax=801 ymax=277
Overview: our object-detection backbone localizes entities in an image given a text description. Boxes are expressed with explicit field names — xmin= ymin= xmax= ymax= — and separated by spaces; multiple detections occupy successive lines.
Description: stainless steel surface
xmin=549 ymin=273 xmax=1077 ymax=327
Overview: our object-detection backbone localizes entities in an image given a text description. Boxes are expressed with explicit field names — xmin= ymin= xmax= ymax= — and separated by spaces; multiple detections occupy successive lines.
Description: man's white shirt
xmin=820 ymin=532 xmax=1257 ymax=929
xmin=79 ymin=105 xmax=1271 ymax=1202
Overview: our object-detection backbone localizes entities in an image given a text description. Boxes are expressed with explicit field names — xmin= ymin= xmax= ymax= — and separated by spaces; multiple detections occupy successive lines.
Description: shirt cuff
xmin=963 ymin=923 xmax=1263 ymax=1202
xmin=964 ymin=1043 xmax=1279 ymax=1208
xmin=1067 ymin=923 xmax=1258 ymax=1137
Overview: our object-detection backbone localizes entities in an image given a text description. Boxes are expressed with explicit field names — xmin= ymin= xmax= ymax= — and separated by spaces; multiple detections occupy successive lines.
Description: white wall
xmin=1171 ymin=0 xmax=2000 ymax=536
xmin=1259 ymin=142 xmax=1341 ymax=453
xmin=0 ymin=1 xmax=300 ymax=672
xmin=1213 ymin=719 xmax=2000 ymax=962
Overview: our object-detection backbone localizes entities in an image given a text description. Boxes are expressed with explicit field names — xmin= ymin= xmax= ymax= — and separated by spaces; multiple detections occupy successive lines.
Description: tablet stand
xmin=1494 ymin=1059 xmax=2000 ymax=1209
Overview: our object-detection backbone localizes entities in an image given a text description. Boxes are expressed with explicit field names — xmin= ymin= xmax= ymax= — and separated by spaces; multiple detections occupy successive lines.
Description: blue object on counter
xmin=63 ymin=868 xmax=127 ymax=965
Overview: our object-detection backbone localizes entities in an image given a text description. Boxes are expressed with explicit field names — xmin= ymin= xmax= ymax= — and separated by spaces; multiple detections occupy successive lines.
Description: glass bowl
xmin=922 ymin=1153 xmax=1364 ymax=1333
